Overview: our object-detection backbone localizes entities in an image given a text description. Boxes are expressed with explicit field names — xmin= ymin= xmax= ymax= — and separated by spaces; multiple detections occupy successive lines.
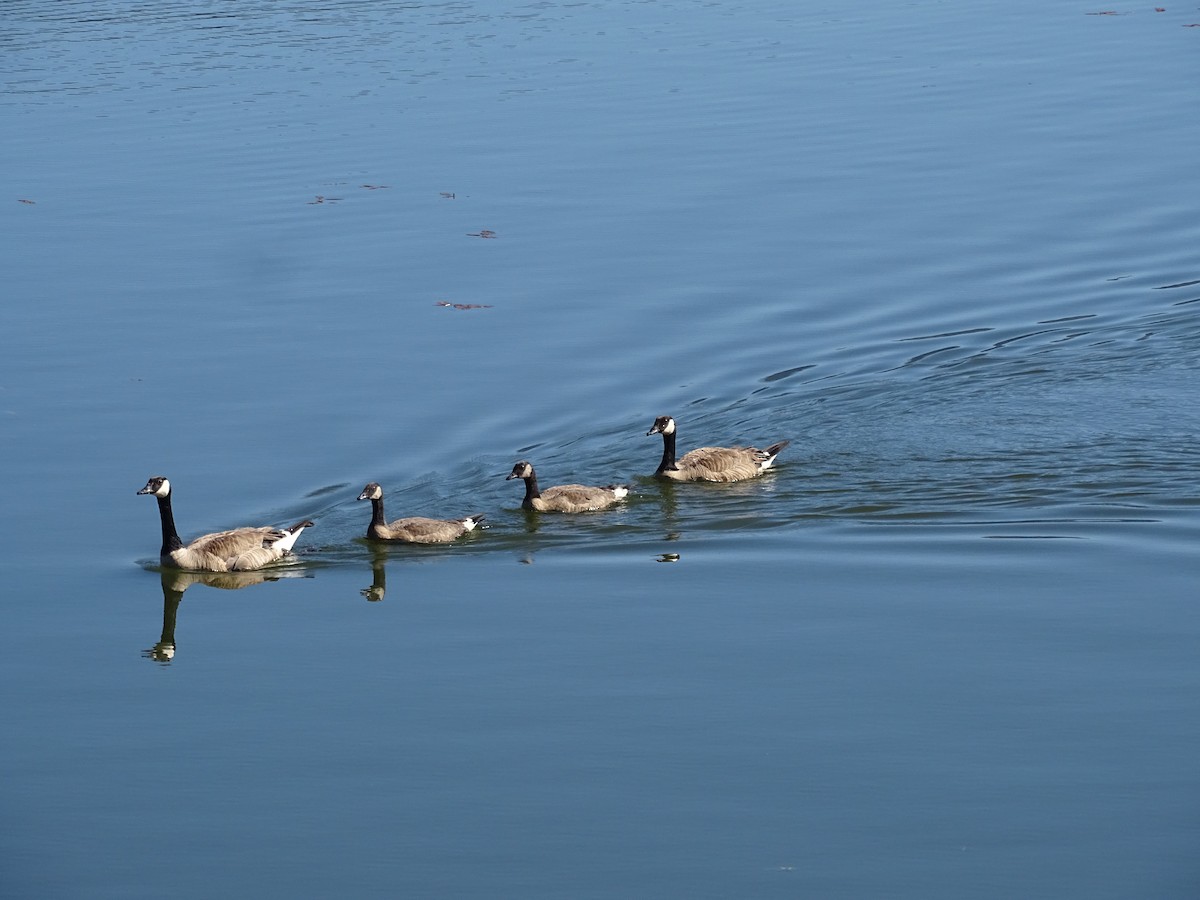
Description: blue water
xmin=3 ymin=2 xmax=1199 ymax=897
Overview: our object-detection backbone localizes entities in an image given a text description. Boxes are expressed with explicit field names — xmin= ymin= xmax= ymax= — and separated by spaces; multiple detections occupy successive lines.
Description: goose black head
xmin=646 ymin=416 xmax=676 ymax=437
xmin=138 ymin=476 xmax=171 ymax=498
xmin=506 ymin=461 xmax=534 ymax=480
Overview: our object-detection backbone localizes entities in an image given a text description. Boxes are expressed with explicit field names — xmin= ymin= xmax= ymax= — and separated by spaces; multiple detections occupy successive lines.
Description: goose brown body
xmin=506 ymin=461 xmax=630 ymax=513
xmin=137 ymin=476 xmax=314 ymax=572
xmin=646 ymin=415 xmax=790 ymax=483
xmin=357 ymin=482 xmax=483 ymax=543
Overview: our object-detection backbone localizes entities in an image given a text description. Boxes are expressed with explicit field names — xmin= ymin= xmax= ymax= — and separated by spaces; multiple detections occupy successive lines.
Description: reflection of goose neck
xmin=147 ymin=573 xmax=184 ymax=663
xmin=363 ymin=555 xmax=387 ymax=602
xmin=656 ymin=429 xmax=678 ymax=475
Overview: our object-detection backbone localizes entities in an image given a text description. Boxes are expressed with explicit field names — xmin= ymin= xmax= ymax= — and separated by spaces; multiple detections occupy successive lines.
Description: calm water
xmin=3 ymin=1 xmax=1199 ymax=897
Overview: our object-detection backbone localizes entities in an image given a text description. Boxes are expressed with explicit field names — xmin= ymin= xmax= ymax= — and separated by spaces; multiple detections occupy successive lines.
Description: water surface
xmin=2 ymin=1 xmax=1199 ymax=897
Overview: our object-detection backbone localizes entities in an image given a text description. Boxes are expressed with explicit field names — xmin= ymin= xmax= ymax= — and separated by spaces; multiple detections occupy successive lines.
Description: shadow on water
xmin=353 ymin=541 xmax=487 ymax=601
xmin=361 ymin=545 xmax=388 ymax=602
xmin=142 ymin=566 xmax=313 ymax=665
xmin=341 ymin=533 xmax=489 ymax=600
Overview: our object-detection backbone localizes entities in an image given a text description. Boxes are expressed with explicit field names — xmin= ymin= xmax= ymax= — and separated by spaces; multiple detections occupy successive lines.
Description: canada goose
xmin=356 ymin=482 xmax=484 ymax=543
xmin=506 ymin=461 xmax=630 ymax=512
xmin=646 ymin=415 xmax=790 ymax=482
xmin=137 ymin=476 xmax=314 ymax=572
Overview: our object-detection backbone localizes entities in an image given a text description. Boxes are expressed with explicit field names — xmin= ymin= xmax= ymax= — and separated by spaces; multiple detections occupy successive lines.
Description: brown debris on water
xmin=435 ymin=301 xmax=493 ymax=311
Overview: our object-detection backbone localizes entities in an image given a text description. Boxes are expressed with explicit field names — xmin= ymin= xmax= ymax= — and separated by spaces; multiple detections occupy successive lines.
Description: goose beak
xmin=646 ymin=425 xmax=660 ymax=436
xmin=505 ymin=472 xmax=519 ymax=480
xmin=357 ymin=490 xmax=370 ymax=501
xmin=137 ymin=484 xmax=153 ymax=495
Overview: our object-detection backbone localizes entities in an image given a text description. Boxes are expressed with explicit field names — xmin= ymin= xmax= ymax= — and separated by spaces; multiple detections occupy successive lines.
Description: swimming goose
xmin=506 ymin=461 xmax=630 ymax=512
xmin=646 ymin=415 xmax=790 ymax=482
xmin=357 ymin=482 xmax=484 ymax=543
xmin=137 ymin=476 xmax=314 ymax=572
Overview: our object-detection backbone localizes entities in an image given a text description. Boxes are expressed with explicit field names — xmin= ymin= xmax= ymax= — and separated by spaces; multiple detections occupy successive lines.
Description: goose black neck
xmin=521 ymin=473 xmax=541 ymax=507
xmin=656 ymin=430 xmax=678 ymax=475
xmin=156 ymin=493 xmax=184 ymax=554
xmin=369 ymin=497 xmax=387 ymax=529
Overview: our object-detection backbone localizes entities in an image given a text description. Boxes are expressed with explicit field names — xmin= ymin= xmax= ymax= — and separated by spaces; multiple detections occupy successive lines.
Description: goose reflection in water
xmin=143 ymin=568 xmax=308 ymax=664
xmin=362 ymin=546 xmax=388 ymax=602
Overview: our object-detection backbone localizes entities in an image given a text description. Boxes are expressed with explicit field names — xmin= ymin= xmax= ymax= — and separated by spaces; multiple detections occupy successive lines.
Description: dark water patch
xmin=1038 ymin=313 xmax=1097 ymax=324
xmin=303 ymin=482 xmax=351 ymax=499
xmin=895 ymin=345 xmax=960 ymax=368
xmin=898 ymin=326 xmax=994 ymax=341
xmin=982 ymin=534 xmax=1085 ymax=540
xmin=762 ymin=364 xmax=815 ymax=382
